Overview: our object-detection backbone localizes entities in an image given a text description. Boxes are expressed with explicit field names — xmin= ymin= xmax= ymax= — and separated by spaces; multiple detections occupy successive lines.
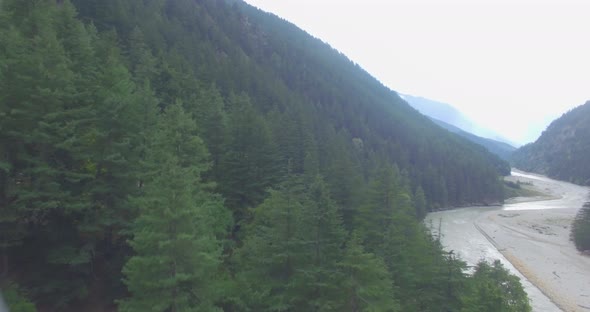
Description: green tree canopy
xmin=119 ymin=103 xmax=231 ymax=312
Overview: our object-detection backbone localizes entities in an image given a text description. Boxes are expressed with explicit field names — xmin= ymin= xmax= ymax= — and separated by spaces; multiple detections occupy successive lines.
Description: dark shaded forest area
xmin=0 ymin=1 xmax=527 ymax=311
xmin=512 ymin=101 xmax=590 ymax=185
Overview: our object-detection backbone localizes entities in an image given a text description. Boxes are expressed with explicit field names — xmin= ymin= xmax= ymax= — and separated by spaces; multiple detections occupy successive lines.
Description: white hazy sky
xmin=243 ymin=0 xmax=590 ymax=146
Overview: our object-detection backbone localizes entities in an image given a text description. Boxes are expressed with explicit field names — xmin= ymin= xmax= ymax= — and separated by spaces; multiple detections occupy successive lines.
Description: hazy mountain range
xmin=430 ymin=119 xmax=516 ymax=161
xmin=401 ymin=94 xmax=517 ymax=159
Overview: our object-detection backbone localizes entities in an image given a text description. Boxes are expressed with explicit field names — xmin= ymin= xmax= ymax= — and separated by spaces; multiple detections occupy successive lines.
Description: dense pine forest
xmin=0 ymin=0 xmax=529 ymax=311
xmin=512 ymin=101 xmax=590 ymax=185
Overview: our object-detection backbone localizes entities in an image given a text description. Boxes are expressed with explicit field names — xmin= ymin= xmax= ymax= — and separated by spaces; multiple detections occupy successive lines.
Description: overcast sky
xmin=243 ymin=0 xmax=590 ymax=145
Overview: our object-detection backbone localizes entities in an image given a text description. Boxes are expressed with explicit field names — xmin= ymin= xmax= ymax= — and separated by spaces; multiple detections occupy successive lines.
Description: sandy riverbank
xmin=425 ymin=170 xmax=590 ymax=311
xmin=476 ymin=171 xmax=590 ymax=312
xmin=477 ymin=209 xmax=590 ymax=311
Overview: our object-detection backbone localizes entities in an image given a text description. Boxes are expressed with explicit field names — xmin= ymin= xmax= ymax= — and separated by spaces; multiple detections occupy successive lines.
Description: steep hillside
xmin=432 ymin=119 xmax=516 ymax=160
xmin=72 ymin=0 xmax=509 ymax=204
xmin=512 ymin=101 xmax=590 ymax=185
xmin=0 ymin=1 xmax=524 ymax=311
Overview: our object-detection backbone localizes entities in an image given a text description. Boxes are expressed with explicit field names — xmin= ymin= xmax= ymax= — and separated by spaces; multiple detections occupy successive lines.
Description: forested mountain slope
xmin=73 ymin=0 xmax=509 ymax=206
xmin=512 ymin=101 xmax=590 ymax=185
xmin=432 ymin=119 xmax=516 ymax=160
xmin=0 ymin=1 xmax=527 ymax=311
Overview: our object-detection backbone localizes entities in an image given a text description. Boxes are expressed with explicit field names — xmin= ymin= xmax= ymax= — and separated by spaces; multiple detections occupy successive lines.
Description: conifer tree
xmin=336 ymin=233 xmax=399 ymax=312
xmin=126 ymin=26 xmax=158 ymax=85
xmin=356 ymin=164 xmax=402 ymax=254
xmin=190 ymin=84 xmax=228 ymax=178
xmin=413 ymin=186 xmax=428 ymax=219
xmin=322 ymin=130 xmax=363 ymax=229
xmin=461 ymin=260 xmax=531 ymax=312
xmin=235 ymin=179 xmax=305 ymax=311
xmin=119 ymin=103 xmax=230 ymax=312
xmin=295 ymin=175 xmax=346 ymax=310
xmin=218 ymin=94 xmax=280 ymax=219
xmin=236 ymin=174 xmax=348 ymax=311
xmin=0 ymin=2 xmax=101 ymax=303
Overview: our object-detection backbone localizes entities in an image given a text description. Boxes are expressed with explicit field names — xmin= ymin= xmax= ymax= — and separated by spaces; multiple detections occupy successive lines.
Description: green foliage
xmin=296 ymin=176 xmax=347 ymax=310
xmin=73 ymin=0 xmax=507 ymax=210
xmin=235 ymin=179 xmax=305 ymax=310
xmin=237 ymin=175 xmax=400 ymax=312
xmin=461 ymin=260 xmax=531 ymax=312
xmin=382 ymin=204 xmax=467 ymax=311
xmin=0 ymin=0 xmax=526 ymax=310
xmin=503 ymin=179 xmax=545 ymax=199
xmin=571 ymin=203 xmax=590 ymax=252
xmin=235 ymin=175 xmax=346 ymax=311
xmin=413 ymin=186 xmax=428 ymax=219
xmin=119 ymin=103 xmax=231 ymax=312
xmin=218 ymin=94 xmax=280 ymax=219
xmin=336 ymin=233 xmax=399 ymax=312
xmin=0 ymin=1 xmax=138 ymax=305
xmin=512 ymin=101 xmax=590 ymax=185
xmin=2 ymin=283 xmax=36 ymax=312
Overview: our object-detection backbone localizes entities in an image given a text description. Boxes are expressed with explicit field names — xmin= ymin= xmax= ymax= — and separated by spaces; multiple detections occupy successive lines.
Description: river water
xmin=425 ymin=170 xmax=589 ymax=312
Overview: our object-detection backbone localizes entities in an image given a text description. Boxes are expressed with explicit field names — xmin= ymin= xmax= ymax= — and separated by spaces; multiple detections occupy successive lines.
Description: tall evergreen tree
xmin=461 ymin=260 xmax=531 ymax=312
xmin=295 ymin=175 xmax=346 ymax=311
xmin=119 ymin=103 xmax=231 ymax=312
xmin=336 ymin=233 xmax=399 ymax=312
xmin=0 ymin=1 xmax=104 ymax=304
xmin=218 ymin=94 xmax=280 ymax=220
xmin=355 ymin=164 xmax=403 ymax=254
xmin=236 ymin=174 xmax=348 ymax=311
xmin=125 ymin=26 xmax=158 ymax=85
xmin=321 ymin=130 xmax=364 ymax=229
xmin=189 ymin=83 xmax=228 ymax=180
xmin=235 ymin=179 xmax=305 ymax=311
xmin=413 ymin=186 xmax=428 ymax=219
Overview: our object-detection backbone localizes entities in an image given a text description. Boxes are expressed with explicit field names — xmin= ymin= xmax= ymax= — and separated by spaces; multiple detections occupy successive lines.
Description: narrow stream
xmin=425 ymin=170 xmax=589 ymax=312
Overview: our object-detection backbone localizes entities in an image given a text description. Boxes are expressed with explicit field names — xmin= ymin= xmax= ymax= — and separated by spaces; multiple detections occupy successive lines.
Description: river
xmin=425 ymin=170 xmax=590 ymax=312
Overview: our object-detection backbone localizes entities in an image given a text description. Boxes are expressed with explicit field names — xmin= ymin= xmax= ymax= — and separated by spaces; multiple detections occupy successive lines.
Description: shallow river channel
xmin=425 ymin=170 xmax=590 ymax=312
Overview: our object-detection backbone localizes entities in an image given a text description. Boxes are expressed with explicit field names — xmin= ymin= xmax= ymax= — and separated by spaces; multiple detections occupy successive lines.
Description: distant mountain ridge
xmin=512 ymin=101 xmax=590 ymax=185
xmin=402 ymin=94 xmax=516 ymax=159
xmin=431 ymin=118 xmax=516 ymax=160
xmin=401 ymin=94 xmax=476 ymax=132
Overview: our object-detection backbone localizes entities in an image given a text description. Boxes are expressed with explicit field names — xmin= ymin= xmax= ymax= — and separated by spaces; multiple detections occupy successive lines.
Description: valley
xmin=1 ymin=0 xmax=588 ymax=311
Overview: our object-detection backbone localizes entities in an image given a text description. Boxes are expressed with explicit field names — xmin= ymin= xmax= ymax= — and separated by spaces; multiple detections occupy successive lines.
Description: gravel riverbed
xmin=426 ymin=170 xmax=590 ymax=312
